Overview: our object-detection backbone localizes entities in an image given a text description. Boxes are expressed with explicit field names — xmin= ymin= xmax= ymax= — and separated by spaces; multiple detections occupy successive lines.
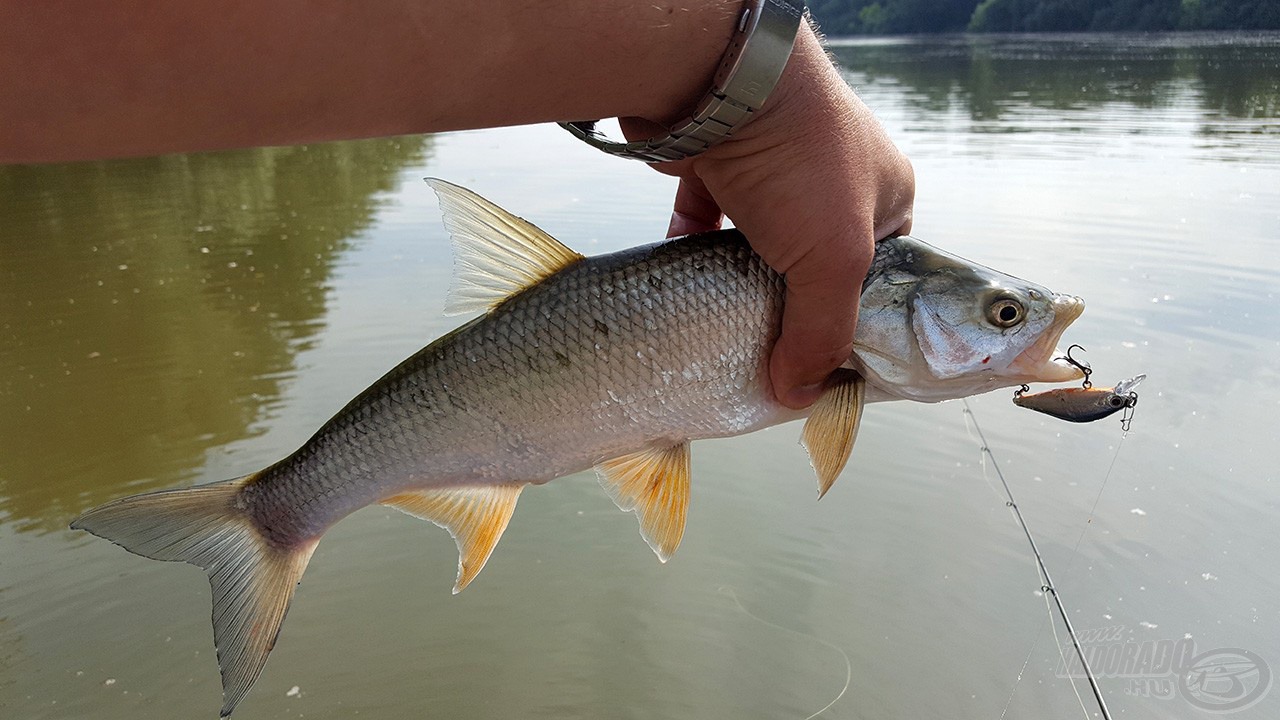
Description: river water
xmin=3 ymin=32 xmax=1278 ymax=720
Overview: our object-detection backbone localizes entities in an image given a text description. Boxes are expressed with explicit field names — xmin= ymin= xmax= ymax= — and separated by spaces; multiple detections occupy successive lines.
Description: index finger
xmin=667 ymin=176 xmax=722 ymax=237
xmin=769 ymin=232 xmax=874 ymax=409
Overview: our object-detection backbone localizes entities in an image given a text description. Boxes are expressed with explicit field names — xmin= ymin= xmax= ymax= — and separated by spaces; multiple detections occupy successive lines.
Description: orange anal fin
xmin=595 ymin=443 xmax=691 ymax=563
xmin=383 ymin=484 xmax=523 ymax=593
xmin=802 ymin=372 xmax=866 ymax=499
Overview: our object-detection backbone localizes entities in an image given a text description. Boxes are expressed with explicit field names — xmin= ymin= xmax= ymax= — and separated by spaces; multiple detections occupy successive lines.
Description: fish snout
xmin=1053 ymin=293 xmax=1085 ymax=324
xmin=1009 ymin=292 xmax=1086 ymax=383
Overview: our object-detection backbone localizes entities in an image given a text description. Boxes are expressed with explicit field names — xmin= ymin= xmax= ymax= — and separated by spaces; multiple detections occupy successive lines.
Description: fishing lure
xmin=1012 ymin=345 xmax=1144 ymax=429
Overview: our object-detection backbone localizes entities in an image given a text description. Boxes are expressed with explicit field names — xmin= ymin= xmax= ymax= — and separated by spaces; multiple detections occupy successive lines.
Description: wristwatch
xmin=559 ymin=0 xmax=806 ymax=163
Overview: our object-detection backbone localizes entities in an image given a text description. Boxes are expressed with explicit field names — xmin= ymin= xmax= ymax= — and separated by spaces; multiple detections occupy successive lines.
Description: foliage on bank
xmin=807 ymin=0 xmax=1280 ymax=34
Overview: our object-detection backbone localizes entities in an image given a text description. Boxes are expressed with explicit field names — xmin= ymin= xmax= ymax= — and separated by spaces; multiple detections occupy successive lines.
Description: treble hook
xmin=1059 ymin=344 xmax=1093 ymax=389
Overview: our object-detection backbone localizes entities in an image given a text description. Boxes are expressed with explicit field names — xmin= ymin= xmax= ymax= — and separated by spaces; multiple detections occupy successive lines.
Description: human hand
xmin=623 ymin=24 xmax=914 ymax=409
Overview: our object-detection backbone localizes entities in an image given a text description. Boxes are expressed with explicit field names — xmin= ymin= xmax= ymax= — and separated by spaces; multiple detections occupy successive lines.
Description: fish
xmin=1013 ymin=374 xmax=1145 ymax=423
xmin=71 ymin=179 xmax=1085 ymax=717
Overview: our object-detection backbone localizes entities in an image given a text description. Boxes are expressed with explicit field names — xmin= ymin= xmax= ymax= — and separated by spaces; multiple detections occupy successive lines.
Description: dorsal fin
xmin=595 ymin=443 xmax=691 ymax=563
xmin=801 ymin=372 xmax=866 ymax=498
xmin=383 ymin=484 xmax=524 ymax=593
xmin=425 ymin=178 xmax=584 ymax=316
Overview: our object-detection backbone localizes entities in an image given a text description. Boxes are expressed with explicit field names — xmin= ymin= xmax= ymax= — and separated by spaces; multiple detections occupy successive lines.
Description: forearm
xmin=0 ymin=1 xmax=740 ymax=163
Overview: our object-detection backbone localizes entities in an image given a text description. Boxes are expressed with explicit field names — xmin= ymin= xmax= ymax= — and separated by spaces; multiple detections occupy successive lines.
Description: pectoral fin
xmin=383 ymin=484 xmax=523 ymax=593
xmin=595 ymin=443 xmax=691 ymax=563
xmin=802 ymin=372 xmax=866 ymax=499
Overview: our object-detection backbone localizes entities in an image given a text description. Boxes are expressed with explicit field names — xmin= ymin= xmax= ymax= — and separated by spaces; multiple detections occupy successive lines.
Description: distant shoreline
xmin=822 ymin=29 xmax=1280 ymax=45
xmin=808 ymin=0 xmax=1280 ymax=36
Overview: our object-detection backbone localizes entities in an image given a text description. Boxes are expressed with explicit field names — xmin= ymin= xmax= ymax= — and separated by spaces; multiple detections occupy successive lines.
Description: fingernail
xmin=783 ymin=382 xmax=824 ymax=410
xmin=667 ymin=211 xmax=696 ymax=238
xmin=667 ymin=211 xmax=720 ymax=238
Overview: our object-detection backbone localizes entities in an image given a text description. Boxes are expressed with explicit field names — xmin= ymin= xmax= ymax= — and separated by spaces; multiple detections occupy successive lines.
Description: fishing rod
xmin=962 ymin=399 xmax=1114 ymax=720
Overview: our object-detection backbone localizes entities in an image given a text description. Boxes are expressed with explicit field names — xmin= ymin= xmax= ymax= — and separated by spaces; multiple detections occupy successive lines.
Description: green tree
xmin=810 ymin=0 xmax=878 ymax=33
xmin=812 ymin=0 xmax=983 ymax=33
xmin=1179 ymin=0 xmax=1280 ymax=29
xmin=966 ymin=0 xmax=1193 ymax=31
xmin=808 ymin=0 xmax=1280 ymax=33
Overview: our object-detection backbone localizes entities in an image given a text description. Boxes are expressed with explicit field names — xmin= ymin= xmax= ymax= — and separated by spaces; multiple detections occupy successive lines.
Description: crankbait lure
xmin=1013 ymin=345 xmax=1144 ymax=430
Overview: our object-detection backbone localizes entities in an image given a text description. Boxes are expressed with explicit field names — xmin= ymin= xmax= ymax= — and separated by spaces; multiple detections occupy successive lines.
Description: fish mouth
xmin=1011 ymin=294 xmax=1086 ymax=383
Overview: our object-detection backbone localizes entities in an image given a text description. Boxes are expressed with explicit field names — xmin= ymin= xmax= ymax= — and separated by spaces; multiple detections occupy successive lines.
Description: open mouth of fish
xmin=1011 ymin=294 xmax=1086 ymax=383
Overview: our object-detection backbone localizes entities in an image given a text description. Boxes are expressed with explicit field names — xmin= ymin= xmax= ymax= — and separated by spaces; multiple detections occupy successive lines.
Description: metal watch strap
xmin=559 ymin=0 xmax=805 ymax=163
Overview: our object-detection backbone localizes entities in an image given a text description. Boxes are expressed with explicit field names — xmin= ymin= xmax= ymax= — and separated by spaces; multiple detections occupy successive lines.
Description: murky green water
xmin=3 ymin=33 xmax=1279 ymax=719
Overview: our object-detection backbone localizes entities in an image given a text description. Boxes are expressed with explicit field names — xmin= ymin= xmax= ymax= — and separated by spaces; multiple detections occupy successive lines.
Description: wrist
xmin=562 ymin=0 xmax=806 ymax=163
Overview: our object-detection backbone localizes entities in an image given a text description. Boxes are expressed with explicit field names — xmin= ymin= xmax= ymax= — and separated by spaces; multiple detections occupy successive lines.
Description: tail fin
xmin=71 ymin=476 xmax=317 ymax=718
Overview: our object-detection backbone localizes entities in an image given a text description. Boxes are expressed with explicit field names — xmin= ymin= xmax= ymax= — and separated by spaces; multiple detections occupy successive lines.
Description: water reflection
xmin=0 ymin=137 xmax=431 ymax=532
xmin=4 ymin=34 xmax=1280 ymax=720
xmin=830 ymin=33 xmax=1280 ymax=156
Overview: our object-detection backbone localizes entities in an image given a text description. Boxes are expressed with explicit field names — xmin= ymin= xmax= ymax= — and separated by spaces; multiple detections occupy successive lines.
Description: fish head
xmin=849 ymin=235 xmax=1085 ymax=403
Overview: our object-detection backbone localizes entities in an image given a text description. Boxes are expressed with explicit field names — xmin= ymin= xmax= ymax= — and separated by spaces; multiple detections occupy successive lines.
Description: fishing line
xmin=960 ymin=399 xmax=1114 ymax=720
xmin=1065 ymin=433 xmax=1128 ymax=567
xmin=998 ymin=616 xmax=1050 ymax=720
xmin=965 ymin=407 xmax=1088 ymax=720
xmin=718 ymin=586 xmax=852 ymax=720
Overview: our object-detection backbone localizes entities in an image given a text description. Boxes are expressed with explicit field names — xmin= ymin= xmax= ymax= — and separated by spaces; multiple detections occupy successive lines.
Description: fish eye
xmin=987 ymin=298 xmax=1025 ymax=328
xmin=1108 ymin=395 xmax=1126 ymax=408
